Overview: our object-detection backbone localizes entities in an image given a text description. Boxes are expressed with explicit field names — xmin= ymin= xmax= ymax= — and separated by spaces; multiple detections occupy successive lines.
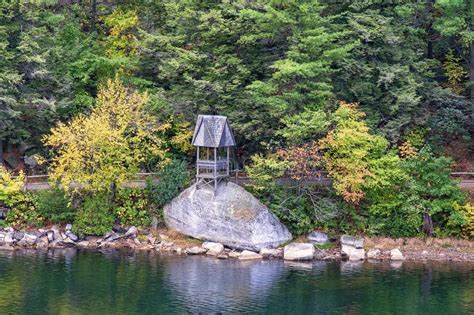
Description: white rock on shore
xmin=341 ymin=235 xmax=365 ymax=261
xmin=202 ymin=241 xmax=224 ymax=256
xmin=283 ymin=243 xmax=315 ymax=261
xmin=390 ymin=248 xmax=405 ymax=260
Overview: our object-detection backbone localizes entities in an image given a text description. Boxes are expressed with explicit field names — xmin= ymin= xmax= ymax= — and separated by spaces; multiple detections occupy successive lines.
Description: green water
xmin=0 ymin=249 xmax=472 ymax=314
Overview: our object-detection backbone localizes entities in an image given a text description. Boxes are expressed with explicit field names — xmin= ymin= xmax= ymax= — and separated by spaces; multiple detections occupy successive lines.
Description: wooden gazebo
xmin=191 ymin=115 xmax=236 ymax=194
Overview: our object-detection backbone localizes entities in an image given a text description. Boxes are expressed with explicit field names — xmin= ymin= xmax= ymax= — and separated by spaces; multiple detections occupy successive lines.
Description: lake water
xmin=0 ymin=249 xmax=472 ymax=314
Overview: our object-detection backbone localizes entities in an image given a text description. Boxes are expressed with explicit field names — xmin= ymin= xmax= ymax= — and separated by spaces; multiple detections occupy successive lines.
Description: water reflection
xmin=0 ymin=249 xmax=472 ymax=314
xmin=165 ymin=257 xmax=284 ymax=313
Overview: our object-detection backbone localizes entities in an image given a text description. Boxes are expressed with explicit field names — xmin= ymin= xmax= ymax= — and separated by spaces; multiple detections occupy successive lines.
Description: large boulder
xmin=164 ymin=183 xmax=292 ymax=251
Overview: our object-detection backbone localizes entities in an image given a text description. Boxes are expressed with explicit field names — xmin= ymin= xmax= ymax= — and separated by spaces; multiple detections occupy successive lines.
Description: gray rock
xmin=185 ymin=246 xmax=208 ymax=255
xmin=76 ymin=241 xmax=91 ymax=248
xmin=24 ymin=233 xmax=37 ymax=245
xmin=340 ymin=235 xmax=364 ymax=249
xmin=341 ymin=244 xmax=365 ymax=261
xmin=367 ymin=249 xmax=381 ymax=259
xmin=284 ymin=243 xmax=315 ymax=261
xmin=202 ymin=241 xmax=224 ymax=256
xmin=36 ymin=236 xmax=49 ymax=248
xmin=125 ymin=226 xmax=138 ymax=238
xmin=308 ymin=231 xmax=329 ymax=245
xmin=13 ymin=231 xmax=24 ymax=241
xmin=104 ymin=232 xmax=122 ymax=242
xmin=147 ymin=235 xmax=157 ymax=245
xmin=390 ymin=248 xmax=405 ymax=261
xmin=65 ymin=224 xmax=72 ymax=231
xmin=340 ymin=235 xmax=365 ymax=261
xmin=238 ymin=250 xmax=263 ymax=260
xmin=217 ymin=254 xmax=229 ymax=259
xmin=65 ymin=231 xmax=79 ymax=242
xmin=47 ymin=231 xmax=55 ymax=242
xmin=164 ymin=183 xmax=292 ymax=251
xmin=228 ymin=251 xmax=241 ymax=258
xmin=4 ymin=232 xmax=14 ymax=244
xmin=260 ymin=248 xmax=283 ymax=259
xmin=51 ymin=226 xmax=62 ymax=241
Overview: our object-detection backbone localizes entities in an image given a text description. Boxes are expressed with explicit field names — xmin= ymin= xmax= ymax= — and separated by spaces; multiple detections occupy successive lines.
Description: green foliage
xmin=0 ymin=0 xmax=472 ymax=239
xmin=32 ymin=188 xmax=75 ymax=224
xmin=363 ymin=148 xmax=468 ymax=237
xmin=246 ymin=184 xmax=316 ymax=236
xmin=146 ymin=159 xmax=190 ymax=221
xmin=5 ymin=192 xmax=43 ymax=229
xmin=245 ymin=154 xmax=287 ymax=191
xmin=114 ymin=189 xmax=151 ymax=227
xmin=320 ymin=102 xmax=389 ymax=204
xmin=73 ymin=194 xmax=114 ymax=236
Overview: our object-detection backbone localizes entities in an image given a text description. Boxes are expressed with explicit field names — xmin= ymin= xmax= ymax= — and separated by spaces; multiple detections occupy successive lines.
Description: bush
xmin=146 ymin=159 xmax=190 ymax=222
xmin=73 ymin=194 xmax=114 ymax=236
xmin=5 ymin=192 xmax=43 ymax=228
xmin=114 ymin=188 xmax=151 ymax=227
xmin=1 ymin=167 xmax=43 ymax=228
xmin=363 ymin=148 xmax=468 ymax=237
xmin=33 ymin=188 xmax=75 ymax=224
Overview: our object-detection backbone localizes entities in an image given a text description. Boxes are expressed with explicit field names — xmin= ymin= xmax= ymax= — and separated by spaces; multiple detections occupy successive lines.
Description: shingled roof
xmin=192 ymin=115 xmax=236 ymax=148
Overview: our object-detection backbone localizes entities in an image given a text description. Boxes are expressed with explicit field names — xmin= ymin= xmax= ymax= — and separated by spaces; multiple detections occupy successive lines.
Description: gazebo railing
xmin=197 ymin=158 xmax=229 ymax=177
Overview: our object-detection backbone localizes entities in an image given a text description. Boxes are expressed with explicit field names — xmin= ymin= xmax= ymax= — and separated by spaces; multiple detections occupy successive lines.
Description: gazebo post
xmin=226 ymin=146 xmax=230 ymax=177
xmin=196 ymin=146 xmax=200 ymax=178
xmin=214 ymin=147 xmax=217 ymax=193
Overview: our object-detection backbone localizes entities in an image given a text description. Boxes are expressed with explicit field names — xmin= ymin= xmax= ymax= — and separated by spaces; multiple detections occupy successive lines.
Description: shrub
xmin=363 ymin=148 xmax=468 ymax=237
xmin=32 ymin=188 xmax=75 ymax=224
xmin=5 ymin=192 xmax=43 ymax=228
xmin=1 ymin=167 xmax=43 ymax=228
xmin=114 ymin=188 xmax=151 ymax=227
xmin=146 ymin=159 xmax=190 ymax=222
xmin=73 ymin=194 xmax=114 ymax=236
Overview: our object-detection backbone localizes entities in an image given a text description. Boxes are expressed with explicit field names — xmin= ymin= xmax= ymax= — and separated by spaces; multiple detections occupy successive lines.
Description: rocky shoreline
xmin=0 ymin=225 xmax=473 ymax=263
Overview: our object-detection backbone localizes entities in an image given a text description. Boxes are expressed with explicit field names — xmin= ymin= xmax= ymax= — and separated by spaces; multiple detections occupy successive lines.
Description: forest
xmin=0 ymin=0 xmax=473 ymax=238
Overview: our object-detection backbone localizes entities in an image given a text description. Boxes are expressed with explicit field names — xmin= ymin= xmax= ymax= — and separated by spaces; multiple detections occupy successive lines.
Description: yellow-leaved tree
xmin=319 ymin=102 xmax=389 ymax=205
xmin=43 ymin=77 xmax=167 ymax=194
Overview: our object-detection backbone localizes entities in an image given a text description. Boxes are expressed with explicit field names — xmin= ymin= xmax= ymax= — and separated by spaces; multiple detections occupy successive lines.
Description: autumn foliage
xmin=43 ymin=77 xmax=167 ymax=193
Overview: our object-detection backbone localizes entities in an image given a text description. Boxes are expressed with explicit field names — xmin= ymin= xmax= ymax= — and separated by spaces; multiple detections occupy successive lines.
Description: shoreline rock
xmin=0 ymin=226 xmax=473 ymax=263
xmin=283 ymin=243 xmax=315 ymax=261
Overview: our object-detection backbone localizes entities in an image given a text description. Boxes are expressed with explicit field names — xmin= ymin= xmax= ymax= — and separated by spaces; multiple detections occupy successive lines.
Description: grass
xmin=314 ymin=242 xmax=336 ymax=250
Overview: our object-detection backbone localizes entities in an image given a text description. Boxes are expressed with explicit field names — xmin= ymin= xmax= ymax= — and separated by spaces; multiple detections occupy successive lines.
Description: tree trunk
xmin=469 ymin=0 xmax=474 ymax=126
xmin=426 ymin=0 xmax=434 ymax=59
xmin=0 ymin=140 xmax=3 ymax=167
xmin=470 ymin=38 xmax=474 ymax=125
xmin=422 ymin=212 xmax=433 ymax=236
xmin=90 ymin=0 xmax=97 ymax=32
xmin=109 ymin=181 xmax=117 ymax=206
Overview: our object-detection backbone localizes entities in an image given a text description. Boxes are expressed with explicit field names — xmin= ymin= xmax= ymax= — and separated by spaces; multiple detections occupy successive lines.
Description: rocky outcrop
xmin=163 ymin=183 xmax=292 ymax=251
xmin=340 ymin=235 xmax=365 ymax=261
xmin=283 ymin=243 xmax=315 ymax=261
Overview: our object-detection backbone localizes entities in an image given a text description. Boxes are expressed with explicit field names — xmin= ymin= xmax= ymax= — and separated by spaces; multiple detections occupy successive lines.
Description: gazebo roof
xmin=192 ymin=115 xmax=236 ymax=148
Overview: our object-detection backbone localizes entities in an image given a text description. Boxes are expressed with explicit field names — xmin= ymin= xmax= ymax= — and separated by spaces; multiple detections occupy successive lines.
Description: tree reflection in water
xmin=0 ymin=249 xmax=472 ymax=314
